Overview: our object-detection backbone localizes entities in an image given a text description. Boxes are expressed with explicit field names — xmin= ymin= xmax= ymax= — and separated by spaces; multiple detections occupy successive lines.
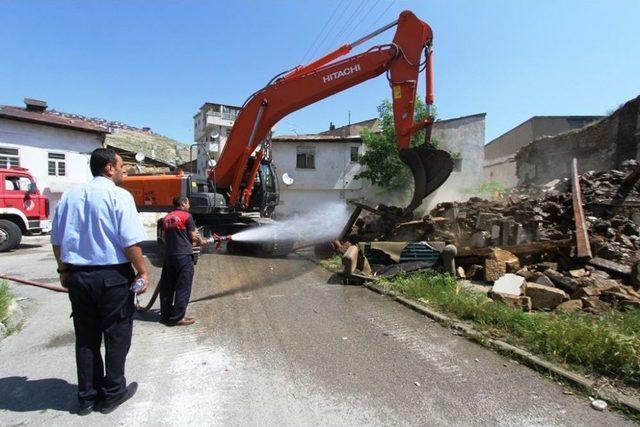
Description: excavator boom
xmin=216 ymin=10 xmax=453 ymax=213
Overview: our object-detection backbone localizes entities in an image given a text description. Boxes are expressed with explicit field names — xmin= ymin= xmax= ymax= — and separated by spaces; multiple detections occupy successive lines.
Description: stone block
xmin=543 ymin=269 xmax=579 ymax=293
xmin=581 ymin=296 xmax=611 ymax=312
xmin=535 ymin=275 xmax=555 ymax=288
xmin=568 ymin=269 xmax=589 ymax=278
xmin=525 ymin=282 xmax=569 ymax=310
xmin=476 ymin=212 xmax=502 ymax=231
xmin=491 ymin=273 xmax=525 ymax=296
xmin=484 ymin=249 xmax=520 ymax=282
xmin=571 ymin=287 xmax=601 ymax=299
xmin=490 ymin=292 xmax=532 ymax=312
xmin=342 ymin=245 xmax=358 ymax=276
xmin=556 ymin=299 xmax=583 ymax=313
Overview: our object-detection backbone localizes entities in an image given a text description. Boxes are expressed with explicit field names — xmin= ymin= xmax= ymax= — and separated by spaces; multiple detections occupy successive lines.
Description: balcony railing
xmin=207 ymin=111 xmax=239 ymax=121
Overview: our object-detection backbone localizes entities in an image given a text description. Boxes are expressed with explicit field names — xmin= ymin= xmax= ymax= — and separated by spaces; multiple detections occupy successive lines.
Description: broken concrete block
xmin=492 ymin=273 xmax=525 ymax=296
xmin=476 ymin=212 xmax=502 ymax=231
xmin=581 ymin=296 xmax=611 ymax=312
xmin=556 ymin=299 xmax=583 ymax=313
xmin=535 ymin=275 xmax=555 ymax=288
xmin=543 ymin=269 xmax=579 ymax=293
xmin=524 ymin=282 xmax=569 ymax=310
xmin=490 ymin=292 xmax=531 ymax=312
xmin=568 ymin=268 xmax=589 ymax=278
xmin=571 ymin=287 xmax=601 ymax=299
xmin=484 ymin=249 xmax=520 ymax=282
xmin=491 ymin=225 xmax=501 ymax=242
xmin=469 ymin=231 xmax=489 ymax=248
xmin=342 ymin=245 xmax=358 ymax=276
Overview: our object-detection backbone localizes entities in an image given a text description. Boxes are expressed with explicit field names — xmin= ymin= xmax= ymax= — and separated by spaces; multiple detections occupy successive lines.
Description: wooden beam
xmin=456 ymin=239 xmax=574 ymax=258
xmin=571 ymin=158 xmax=592 ymax=258
xmin=348 ymin=201 xmax=398 ymax=220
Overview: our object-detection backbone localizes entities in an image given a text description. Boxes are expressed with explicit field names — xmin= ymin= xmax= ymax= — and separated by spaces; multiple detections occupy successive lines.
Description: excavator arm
xmin=215 ymin=10 xmax=453 ymax=213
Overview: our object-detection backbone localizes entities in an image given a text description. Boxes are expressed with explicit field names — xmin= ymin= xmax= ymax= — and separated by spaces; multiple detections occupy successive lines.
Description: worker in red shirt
xmin=159 ymin=195 xmax=206 ymax=326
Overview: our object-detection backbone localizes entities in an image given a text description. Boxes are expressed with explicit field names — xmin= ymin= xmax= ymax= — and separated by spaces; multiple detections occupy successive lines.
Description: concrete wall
xmin=516 ymin=96 xmax=640 ymax=185
xmin=485 ymin=116 xmax=603 ymax=162
xmin=483 ymin=155 xmax=518 ymax=187
xmin=424 ymin=113 xmax=486 ymax=208
xmin=271 ymin=140 xmax=364 ymax=217
xmin=0 ymin=118 xmax=104 ymax=216
xmin=485 ymin=120 xmax=534 ymax=161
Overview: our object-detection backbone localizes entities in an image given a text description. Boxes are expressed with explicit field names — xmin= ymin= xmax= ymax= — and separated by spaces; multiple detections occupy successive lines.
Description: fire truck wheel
xmin=0 ymin=220 xmax=22 ymax=252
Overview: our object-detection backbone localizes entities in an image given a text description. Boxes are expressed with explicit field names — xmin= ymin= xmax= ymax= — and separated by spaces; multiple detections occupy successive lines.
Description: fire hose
xmin=0 ymin=275 xmax=68 ymax=293
xmin=0 ymin=234 xmax=233 ymax=308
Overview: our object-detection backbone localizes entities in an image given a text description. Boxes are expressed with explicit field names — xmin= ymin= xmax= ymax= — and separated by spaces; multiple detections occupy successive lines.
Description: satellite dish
xmin=134 ymin=152 xmax=145 ymax=162
xmin=208 ymin=159 xmax=217 ymax=168
xmin=282 ymin=173 xmax=294 ymax=186
xmin=210 ymin=132 xmax=220 ymax=140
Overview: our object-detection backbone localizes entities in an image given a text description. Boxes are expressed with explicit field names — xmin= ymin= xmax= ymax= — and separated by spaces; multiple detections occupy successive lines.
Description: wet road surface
xmin=0 ymin=238 xmax=635 ymax=425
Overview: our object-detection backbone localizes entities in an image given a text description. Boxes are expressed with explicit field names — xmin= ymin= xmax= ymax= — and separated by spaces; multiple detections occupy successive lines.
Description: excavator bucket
xmin=399 ymin=143 xmax=454 ymax=214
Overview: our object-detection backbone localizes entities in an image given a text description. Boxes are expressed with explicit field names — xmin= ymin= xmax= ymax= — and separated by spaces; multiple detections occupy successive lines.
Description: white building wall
xmin=271 ymin=114 xmax=486 ymax=218
xmin=271 ymin=141 xmax=364 ymax=217
xmin=0 ymin=118 xmax=104 ymax=216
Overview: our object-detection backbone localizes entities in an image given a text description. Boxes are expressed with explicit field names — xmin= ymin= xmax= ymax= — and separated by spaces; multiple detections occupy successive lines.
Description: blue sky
xmin=2 ymin=0 xmax=639 ymax=144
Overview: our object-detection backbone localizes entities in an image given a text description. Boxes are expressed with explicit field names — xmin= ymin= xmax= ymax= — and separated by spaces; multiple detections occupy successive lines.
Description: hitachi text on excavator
xmin=121 ymin=10 xmax=454 ymax=256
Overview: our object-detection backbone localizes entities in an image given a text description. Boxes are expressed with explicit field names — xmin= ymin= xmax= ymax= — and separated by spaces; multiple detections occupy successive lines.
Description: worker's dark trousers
xmin=66 ymin=263 xmax=135 ymax=407
xmin=159 ymin=254 xmax=194 ymax=323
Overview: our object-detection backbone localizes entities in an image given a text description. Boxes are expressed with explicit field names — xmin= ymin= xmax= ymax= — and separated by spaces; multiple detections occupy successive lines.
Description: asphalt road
xmin=0 ymin=235 xmax=635 ymax=426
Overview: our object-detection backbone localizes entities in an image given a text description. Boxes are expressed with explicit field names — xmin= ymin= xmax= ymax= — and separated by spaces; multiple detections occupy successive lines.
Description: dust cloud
xmin=232 ymin=202 xmax=351 ymax=245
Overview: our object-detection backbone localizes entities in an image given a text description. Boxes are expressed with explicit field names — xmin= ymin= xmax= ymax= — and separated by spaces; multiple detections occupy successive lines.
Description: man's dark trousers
xmin=66 ymin=263 xmax=135 ymax=407
xmin=159 ymin=254 xmax=194 ymax=323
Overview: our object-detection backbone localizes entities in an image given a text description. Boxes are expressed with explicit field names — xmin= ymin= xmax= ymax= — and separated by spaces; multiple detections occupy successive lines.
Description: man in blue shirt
xmin=51 ymin=148 xmax=149 ymax=415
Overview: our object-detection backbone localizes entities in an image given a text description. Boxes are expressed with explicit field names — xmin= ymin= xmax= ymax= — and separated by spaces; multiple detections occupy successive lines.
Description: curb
xmin=363 ymin=281 xmax=640 ymax=414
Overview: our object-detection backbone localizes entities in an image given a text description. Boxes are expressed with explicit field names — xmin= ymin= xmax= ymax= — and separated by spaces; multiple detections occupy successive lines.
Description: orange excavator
xmin=121 ymin=10 xmax=453 ymax=256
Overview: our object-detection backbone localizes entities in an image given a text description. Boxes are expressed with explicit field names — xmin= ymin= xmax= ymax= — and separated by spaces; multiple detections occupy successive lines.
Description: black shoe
xmin=77 ymin=402 xmax=94 ymax=416
xmin=99 ymin=382 xmax=138 ymax=414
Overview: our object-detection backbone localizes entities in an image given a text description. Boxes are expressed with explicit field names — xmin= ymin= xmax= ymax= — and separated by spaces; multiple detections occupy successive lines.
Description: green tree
xmin=355 ymin=98 xmax=437 ymax=191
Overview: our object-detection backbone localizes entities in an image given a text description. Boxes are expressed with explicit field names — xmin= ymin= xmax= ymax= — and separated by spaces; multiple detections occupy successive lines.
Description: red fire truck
xmin=0 ymin=167 xmax=50 ymax=251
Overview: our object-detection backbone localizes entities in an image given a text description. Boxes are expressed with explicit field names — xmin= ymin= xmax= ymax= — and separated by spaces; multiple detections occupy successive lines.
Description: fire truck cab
xmin=0 ymin=167 xmax=50 ymax=251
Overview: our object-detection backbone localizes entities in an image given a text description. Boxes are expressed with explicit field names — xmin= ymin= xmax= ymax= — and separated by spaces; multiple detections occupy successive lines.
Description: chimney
xmin=24 ymin=98 xmax=47 ymax=112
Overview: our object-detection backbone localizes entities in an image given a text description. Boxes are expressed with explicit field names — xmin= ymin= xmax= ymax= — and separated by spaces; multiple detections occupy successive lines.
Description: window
xmin=350 ymin=146 xmax=359 ymax=162
xmin=4 ymin=176 xmax=31 ymax=192
xmin=48 ymin=152 xmax=66 ymax=176
xmin=0 ymin=147 xmax=20 ymax=168
xmin=296 ymin=147 xmax=315 ymax=169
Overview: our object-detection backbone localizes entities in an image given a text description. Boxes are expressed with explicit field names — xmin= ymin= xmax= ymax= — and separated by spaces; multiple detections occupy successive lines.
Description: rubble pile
xmin=344 ymin=163 xmax=640 ymax=313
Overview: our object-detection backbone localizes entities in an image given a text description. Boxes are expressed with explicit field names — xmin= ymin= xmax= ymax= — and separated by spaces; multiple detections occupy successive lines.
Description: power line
xmin=366 ymin=0 xmax=397 ymax=34
xmin=343 ymin=0 xmax=381 ymax=43
xmin=301 ymin=1 xmax=342 ymax=64
xmin=325 ymin=0 xmax=369 ymax=54
xmin=308 ymin=0 xmax=355 ymax=62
